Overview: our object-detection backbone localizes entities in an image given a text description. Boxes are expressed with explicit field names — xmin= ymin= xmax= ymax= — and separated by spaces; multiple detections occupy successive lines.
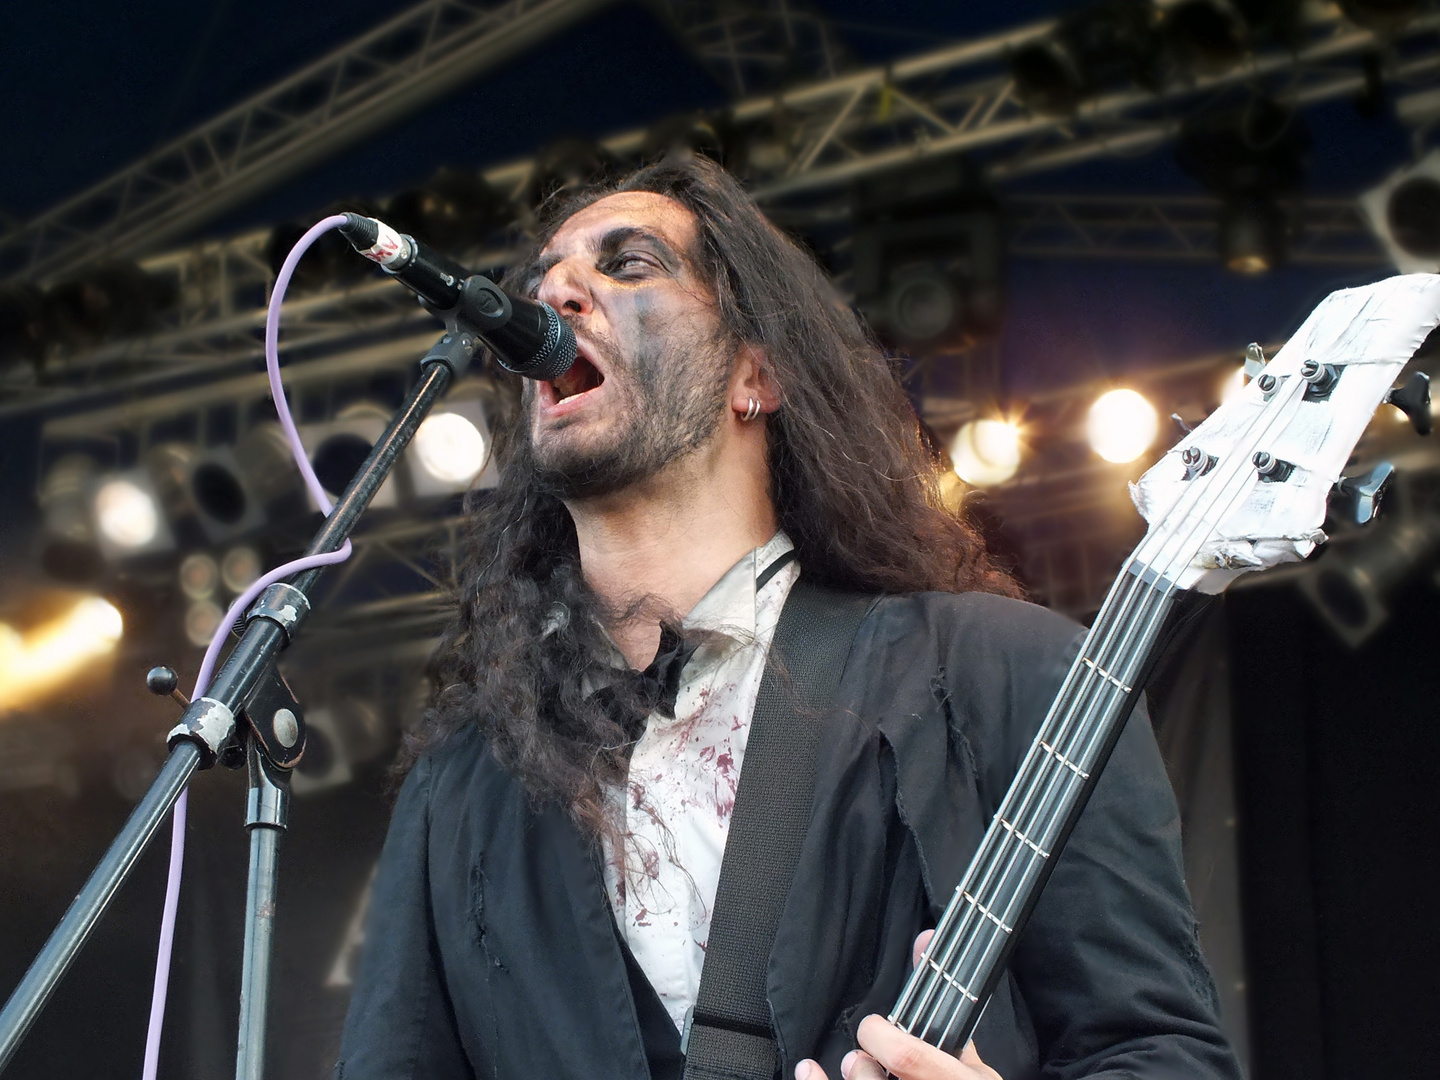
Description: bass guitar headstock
xmin=1129 ymin=274 xmax=1440 ymax=594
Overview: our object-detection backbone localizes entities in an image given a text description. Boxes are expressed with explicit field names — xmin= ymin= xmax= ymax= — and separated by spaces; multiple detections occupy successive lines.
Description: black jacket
xmin=335 ymin=591 xmax=1242 ymax=1079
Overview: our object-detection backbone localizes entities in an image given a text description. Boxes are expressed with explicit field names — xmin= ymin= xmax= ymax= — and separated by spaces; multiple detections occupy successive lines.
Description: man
xmin=335 ymin=157 xmax=1241 ymax=1080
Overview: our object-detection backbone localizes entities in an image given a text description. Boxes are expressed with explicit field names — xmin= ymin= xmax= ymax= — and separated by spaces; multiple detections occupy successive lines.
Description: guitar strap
xmin=679 ymin=581 xmax=873 ymax=1080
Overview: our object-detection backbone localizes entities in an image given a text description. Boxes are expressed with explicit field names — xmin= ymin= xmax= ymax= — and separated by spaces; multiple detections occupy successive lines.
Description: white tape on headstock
xmin=1131 ymin=274 xmax=1440 ymax=593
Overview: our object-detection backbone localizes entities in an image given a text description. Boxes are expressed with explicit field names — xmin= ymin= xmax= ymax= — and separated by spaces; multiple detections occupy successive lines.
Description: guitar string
xmin=899 ymin=371 xmax=1312 ymax=1041
xmin=910 ymin=373 xmax=1309 ymax=1041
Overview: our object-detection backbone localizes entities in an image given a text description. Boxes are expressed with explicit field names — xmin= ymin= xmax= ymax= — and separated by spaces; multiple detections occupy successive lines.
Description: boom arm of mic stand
xmin=0 ymin=328 xmax=478 ymax=1075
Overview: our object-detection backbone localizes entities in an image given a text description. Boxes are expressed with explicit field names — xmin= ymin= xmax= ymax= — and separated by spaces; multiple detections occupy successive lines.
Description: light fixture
xmin=412 ymin=412 xmax=487 ymax=487
xmin=184 ymin=599 xmax=224 ymax=648
xmin=0 ymin=595 xmax=124 ymax=711
xmin=1088 ymin=388 xmax=1159 ymax=463
xmin=94 ymin=477 xmax=159 ymax=550
xmin=1161 ymin=0 xmax=1248 ymax=76
xmin=1010 ymin=0 xmax=1161 ymax=116
xmin=950 ymin=419 xmax=1022 ymax=486
xmin=301 ymin=402 xmax=400 ymax=509
xmin=1218 ymin=196 xmax=1287 ymax=274
xmin=1360 ymin=150 xmax=1440 ymax=274
xmin=178 ymin=553 xmax=219 ymax=600
xmin=220 ymin=545 xmax=263 ymax=595
xmin=37 ymin=454 xmax=104 ymax=583
xmin=1221 ymin=364 xmax=1249 ymax=404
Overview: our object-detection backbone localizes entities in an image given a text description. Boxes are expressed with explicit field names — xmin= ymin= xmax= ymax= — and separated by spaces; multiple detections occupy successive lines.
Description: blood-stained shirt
xmin=600 ymin=531 xmax=799 ymax=1033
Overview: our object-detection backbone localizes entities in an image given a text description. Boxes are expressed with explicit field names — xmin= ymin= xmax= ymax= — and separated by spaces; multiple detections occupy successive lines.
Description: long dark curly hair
xmin=408 ymin=156 xmax=1018 ymax=838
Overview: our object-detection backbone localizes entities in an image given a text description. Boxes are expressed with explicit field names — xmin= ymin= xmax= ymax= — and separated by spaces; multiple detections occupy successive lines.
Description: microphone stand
xmin=0 ymin=324 xmax=481 ymax=1077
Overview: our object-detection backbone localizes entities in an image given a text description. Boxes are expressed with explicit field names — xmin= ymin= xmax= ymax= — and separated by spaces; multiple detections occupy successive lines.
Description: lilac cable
xmin=142 ymin=215 xmax=355 ymax=1080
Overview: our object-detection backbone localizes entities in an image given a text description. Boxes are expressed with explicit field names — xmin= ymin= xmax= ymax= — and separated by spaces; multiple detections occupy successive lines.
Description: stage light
xmin=37 ymin=455 xmax=104 ymax=583
xmin=178 ymin=553 xmax=219 ymax=600
xmin=1340 ymin=0 xmax=1421 ymax=32
xmin=950 ymin=419 xmax=1022 ymax=487
xmin=1360 ymin=150 xmax=1440 ymax=273
xmin=1221 ymin=365 xmax=1248 ymax=404
xmin=413 ymin=412 xmax=487 ymax=487
xmin=1011 ymin=0 xmax=1161 ymax=116
xmin=94 ymin=477 xmax=159 ymax=549
xmin=527 ymin=138 xmax=616 ymax=208
xmin=184 ymin=599 xmax=224 ymax=648
xmin=386 ymin=168 xmax=513 ymax=250
xmin=1088 ymin=389 xmax=1158 ymax=463
xmin=1219 ymin=196 xmax=1286 ymax=274
xmin=302 ymin=403 xmax=401 ymax=509
xmin=220 ymin=545 xmax=262 ymax=595
xmin=0 ymin=595 xmax=124 ymax=711
xmin=1162 ymin=0 xmax=1248 ymax=76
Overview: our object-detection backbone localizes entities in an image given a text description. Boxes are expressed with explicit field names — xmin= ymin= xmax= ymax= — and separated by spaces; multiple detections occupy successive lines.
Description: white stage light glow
xmin=94 ymin=478 xmax=159 ymax=548
xmin=1087 ymin=389 xmax=1158 ymax=463
xmin=950 ymin=419 xmax=1021 ymax=487
xmin=0 ymin=596 xmax=124 ymax=711
xmin=413 ymin=412 xmax=487 ymax=486
xmin=1221 ymin=365 xmax=1248 ymax=405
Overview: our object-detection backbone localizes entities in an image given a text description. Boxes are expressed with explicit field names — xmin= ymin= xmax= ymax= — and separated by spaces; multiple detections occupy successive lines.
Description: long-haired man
xmin=335 ymin=157 xmax=1241 ymax=1080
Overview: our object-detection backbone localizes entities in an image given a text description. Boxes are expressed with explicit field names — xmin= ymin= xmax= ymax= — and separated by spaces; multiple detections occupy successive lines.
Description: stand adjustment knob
xmin=146 ymin=665 xmax=191 ymax=709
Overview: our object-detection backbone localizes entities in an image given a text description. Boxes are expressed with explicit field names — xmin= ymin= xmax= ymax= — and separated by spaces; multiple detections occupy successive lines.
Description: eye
xmin=607 ymin=251 xmax=655 ymax=274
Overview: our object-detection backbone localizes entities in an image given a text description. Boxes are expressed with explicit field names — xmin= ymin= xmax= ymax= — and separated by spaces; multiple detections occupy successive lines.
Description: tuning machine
xmin=1387 ymin=371 xmax=1431 ymax=435
xmin=1328 ymin=461 xmax=1394 ymax=528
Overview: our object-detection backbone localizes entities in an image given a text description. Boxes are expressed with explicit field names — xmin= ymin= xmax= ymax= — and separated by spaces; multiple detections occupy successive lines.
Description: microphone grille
xmin=524 ymin=303 xmax=577 ymax=381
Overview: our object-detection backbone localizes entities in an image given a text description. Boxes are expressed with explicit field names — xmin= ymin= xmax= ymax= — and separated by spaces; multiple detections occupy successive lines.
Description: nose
xmin=535 ymin=257 xmax=591 ymax=317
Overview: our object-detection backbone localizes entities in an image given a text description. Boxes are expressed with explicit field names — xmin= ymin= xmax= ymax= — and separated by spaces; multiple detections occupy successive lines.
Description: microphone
xmin=337 ymin=213 xmax=576 ymax=380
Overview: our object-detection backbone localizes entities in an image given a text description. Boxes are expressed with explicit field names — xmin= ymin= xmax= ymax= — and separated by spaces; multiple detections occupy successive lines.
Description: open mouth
xmin=549 ymin=352 xmax=604 ymax=402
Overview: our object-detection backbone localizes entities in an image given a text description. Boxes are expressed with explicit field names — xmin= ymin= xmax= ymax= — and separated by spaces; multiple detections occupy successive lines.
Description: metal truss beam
xmin=1 ymin=0 xmax=614 ymax=286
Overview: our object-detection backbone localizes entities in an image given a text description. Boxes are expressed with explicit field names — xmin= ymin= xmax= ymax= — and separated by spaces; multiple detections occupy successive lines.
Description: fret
xmin=923 ymin=958 xmax=980 ymax=1004
xmin=961 ymin=891 xmax=1013 ymax=934
xmin=1079 ymin=655 xmax=1133 ymax=695
xmin=1037 ymin=739 xmax=1088 ymax=782
xmin=996 ymin=815 xmax=1049 ymax=859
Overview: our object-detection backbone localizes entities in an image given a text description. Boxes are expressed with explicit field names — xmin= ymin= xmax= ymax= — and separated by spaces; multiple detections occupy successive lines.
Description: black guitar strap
xmin=679 ymin=581 xmax=873 ymax=1080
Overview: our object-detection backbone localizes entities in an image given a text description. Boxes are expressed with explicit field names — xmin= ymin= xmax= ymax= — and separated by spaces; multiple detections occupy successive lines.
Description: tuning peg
xmin=1387 ymin=371 xmax=1431 ymax=435
xmin=1329 ymin=461 xmax=1394 ymax=527
xmin=1244 ymin=343 xmax=1267 ymax=378
xmin=146 ymin=665 xmax=191 ymax=710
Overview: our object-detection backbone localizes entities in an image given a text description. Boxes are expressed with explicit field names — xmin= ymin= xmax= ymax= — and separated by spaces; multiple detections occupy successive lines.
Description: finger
xmin=856 ymin=1014 xmax=983 ymax=1079
xmin=911 ymin=929 xmax=936 ymax=970
xmin=794 ymin=1059 xmax=829 ymax=1080
xmin=959 ymin=1040 xmax=1003 ymax=1080
xmin=840 ymin=1050 xmax=888 ymax=1080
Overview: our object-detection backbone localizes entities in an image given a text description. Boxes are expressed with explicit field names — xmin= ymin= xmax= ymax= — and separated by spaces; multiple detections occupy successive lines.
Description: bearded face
xmin=520 ymin=192 xmax=738 ymax=502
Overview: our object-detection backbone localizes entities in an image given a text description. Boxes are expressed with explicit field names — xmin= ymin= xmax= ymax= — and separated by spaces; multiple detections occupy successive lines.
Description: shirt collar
xmin=681 ymin=530 xmax=795 ymax=646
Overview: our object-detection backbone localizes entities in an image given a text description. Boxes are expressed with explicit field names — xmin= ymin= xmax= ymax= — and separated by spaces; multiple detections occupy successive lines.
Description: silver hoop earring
xmin=742 ymin=397 xmax=761 ymax=422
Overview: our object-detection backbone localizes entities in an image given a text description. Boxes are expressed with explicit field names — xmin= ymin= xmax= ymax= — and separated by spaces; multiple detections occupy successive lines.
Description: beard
xmin=527 ymin=318 xmax=733 ymax=501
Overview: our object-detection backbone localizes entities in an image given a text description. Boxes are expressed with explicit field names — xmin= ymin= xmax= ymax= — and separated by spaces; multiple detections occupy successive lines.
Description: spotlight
xmin=178 ymin=553 xmax=219 ymax=600
xmin=1177 ymin=98 xmax=1307 ymax=274
xmin=1162 ymin=0 xmax=1248 ymax=76
xmin=184 ymin=598 xmax=224 ymax=649
xmin=266 ymin=201 xmax=382 ymax=292
xmin=413 ymin=413 xmax=486 ymax=487
xmin=852 ymin=158 xmax=1005 ymax=352
xmin=642 ymin=112 xmax=745 ymax=172
xmin=1010 ymin=0 xmax=1161 ymax=116
xmin=1088 ymin=388 xmax=1158 ymax=463
xmin=44 ymin=262 xmax=176 ymax=346
xmin=220 ymin=545 xmax=262 ymax=595
xmin=950 ymin=419 xmax=1022 ymax=486
xmin=188 ymin=447 xmax=266 ymax=542
xmin=1221 ymin=364 xmax=1249 ymax=404
xmin=37 ymin=455 xmax=104 ymax=583
xmin=526 ymin=138 xmax=616 ymax=208
xmin=1360 ymin=150 xmax=1440 ymax=273
xmin=94 ymin=475 xmax=161 ymax=551
xmin=301 ymin=402 xmax=400 ymax=508
xmin=1300 ymin=512 xmax=1440 ymax=647
xmin=0 ymin=595 xmax=124 ymax=711
xmin=1340 ymin=0 xmax=1421 ymax=32
xmin=385 ymin=168 xmax=513 ymax=250
xmin=1219 ymin=195 xmax=1286 ymax=274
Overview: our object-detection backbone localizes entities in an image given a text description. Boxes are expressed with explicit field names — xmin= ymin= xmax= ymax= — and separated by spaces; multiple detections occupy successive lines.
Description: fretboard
xmin=888 ymin=562 xmax=1176 ymax=1052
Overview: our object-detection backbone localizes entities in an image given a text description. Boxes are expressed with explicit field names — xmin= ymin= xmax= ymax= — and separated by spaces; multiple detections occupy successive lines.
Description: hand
xmin=793 ymin=931 xmax=1004 ymax=1080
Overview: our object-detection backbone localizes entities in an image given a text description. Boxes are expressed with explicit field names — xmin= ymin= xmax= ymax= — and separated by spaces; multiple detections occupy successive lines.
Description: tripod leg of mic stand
xmin=0 ymin=742 xmax=202 ymax=1074
xmin=235 ymin=740 xmax=289 ymax=1080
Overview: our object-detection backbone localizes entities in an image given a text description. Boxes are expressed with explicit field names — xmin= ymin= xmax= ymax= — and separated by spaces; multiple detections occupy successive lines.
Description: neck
xmin=565 ymin=427 xmax=776 ymax=668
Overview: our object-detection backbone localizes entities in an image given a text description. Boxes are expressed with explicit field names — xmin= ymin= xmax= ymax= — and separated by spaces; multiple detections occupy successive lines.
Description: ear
xmin=728 ymin=344 xmax=781 ymax=417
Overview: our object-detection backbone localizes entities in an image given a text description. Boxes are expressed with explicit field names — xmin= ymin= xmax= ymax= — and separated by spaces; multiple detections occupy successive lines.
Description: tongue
xmin=551 ymin=355 xmax=601 ymax=400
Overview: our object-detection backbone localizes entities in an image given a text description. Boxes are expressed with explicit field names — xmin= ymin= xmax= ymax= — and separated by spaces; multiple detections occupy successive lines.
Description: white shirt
xmin=601 ymin=531 xmax=800 ymax=1033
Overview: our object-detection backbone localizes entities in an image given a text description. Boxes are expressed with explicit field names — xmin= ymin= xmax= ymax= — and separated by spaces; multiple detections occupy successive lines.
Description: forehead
xmin=543 ymin=191 xmax=698 ymax=256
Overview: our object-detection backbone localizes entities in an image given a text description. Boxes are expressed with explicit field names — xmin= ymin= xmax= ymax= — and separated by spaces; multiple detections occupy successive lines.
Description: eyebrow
xmin=525 ymin=224 xmax=684 ymax=292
